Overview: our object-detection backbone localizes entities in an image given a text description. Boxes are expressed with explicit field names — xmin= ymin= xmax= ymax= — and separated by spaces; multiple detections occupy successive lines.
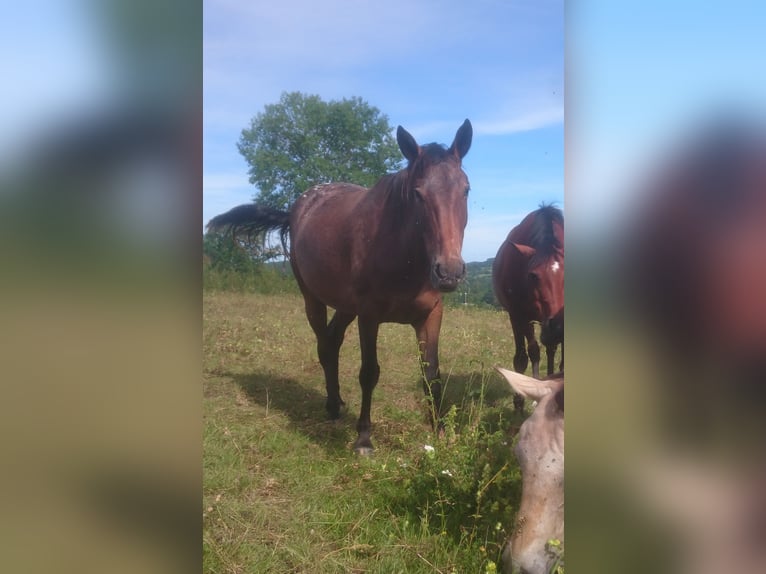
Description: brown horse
xmin=208 ymin=120 xmax=472 ymax=454
xmin=493 ymin=205 xmax=564 ymax=408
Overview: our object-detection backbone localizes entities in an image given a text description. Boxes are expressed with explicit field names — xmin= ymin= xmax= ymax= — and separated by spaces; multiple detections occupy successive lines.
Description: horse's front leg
xmin=525 ymin=321 xmax=541 ymax=379
xmin=545 ymin=343 xmax=557 ymax=376
xmin=354 ymin=317 xmax=380 ymax=455
xmin=510 ymin=317 xmax=529 ymax=411
xmin=414 ymin=303 xmax=444 ymax=429
xmin=510 ymin=315 xmax=529 ymax=374
xmin=541 ymin=311 xmax=564 ymax=376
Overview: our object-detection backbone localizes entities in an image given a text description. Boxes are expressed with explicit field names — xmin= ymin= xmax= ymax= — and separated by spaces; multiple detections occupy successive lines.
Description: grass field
xmin=203 ymin=291 xmax=560 ymax=573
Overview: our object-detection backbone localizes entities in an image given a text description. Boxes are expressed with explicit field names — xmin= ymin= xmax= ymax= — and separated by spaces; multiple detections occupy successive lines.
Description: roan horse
xmin=207 ymin=120 xmax=472 ymax=454
xmin=492 ymin=205 xmax=564 ymax=409
xmin=496 ymin=366 xmax=564 ymax=574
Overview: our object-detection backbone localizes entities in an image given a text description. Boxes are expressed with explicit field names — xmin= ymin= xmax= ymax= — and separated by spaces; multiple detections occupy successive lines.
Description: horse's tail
xmin=206 ymin=203 xmax=290 ymax=256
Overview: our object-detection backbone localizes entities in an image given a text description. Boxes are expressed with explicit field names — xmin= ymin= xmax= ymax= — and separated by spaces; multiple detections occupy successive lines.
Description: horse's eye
xmin=464 ymin=185 xmax=470 ymax=197
xmin=528 ymin=272 xmax=539 ymax=284
xmin=413 ymin=188 xmax=425 ymax=202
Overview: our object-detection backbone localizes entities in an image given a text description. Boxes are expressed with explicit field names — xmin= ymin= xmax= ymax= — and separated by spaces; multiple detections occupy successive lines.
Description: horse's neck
xmin=383 ymin=176 xmax=423 ymax=242
xmin=367 ymin=174 xmax=429 ymax=268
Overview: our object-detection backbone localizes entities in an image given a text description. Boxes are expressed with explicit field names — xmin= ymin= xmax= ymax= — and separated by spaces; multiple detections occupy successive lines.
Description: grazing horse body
xmin=208 ymin=120 xmax=473 ymax=454
xmin=493 ymin=205 xmax=564 ymax=390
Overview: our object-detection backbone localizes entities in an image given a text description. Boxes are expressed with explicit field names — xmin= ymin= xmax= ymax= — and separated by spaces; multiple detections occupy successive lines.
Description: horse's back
xmin=289 ymin=183 xmax=370 ymax=309
xmin=291 ymin=182 xmax=367 ymax=242
xmin=292 ymin=182 xmax=366 ymax=217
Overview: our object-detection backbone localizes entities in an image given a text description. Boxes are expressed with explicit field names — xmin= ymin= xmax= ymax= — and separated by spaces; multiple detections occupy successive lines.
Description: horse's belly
xmin=291 ymin=248 xmax=356 ymax=308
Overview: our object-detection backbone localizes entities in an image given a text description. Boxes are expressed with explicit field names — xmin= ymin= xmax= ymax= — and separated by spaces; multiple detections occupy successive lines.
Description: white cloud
xmin=474 ymin=106 xmax=564 ymax=136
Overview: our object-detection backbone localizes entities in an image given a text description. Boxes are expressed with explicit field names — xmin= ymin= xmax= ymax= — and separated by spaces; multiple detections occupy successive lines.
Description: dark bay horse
xmin=493 ymin=205 xmax=564 ymax=408
xmin=208 ymin=120 xmax=472 ymax=454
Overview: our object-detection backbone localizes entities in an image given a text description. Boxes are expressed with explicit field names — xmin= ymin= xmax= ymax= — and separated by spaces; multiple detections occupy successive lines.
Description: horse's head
xmin=397 ymin=119 xmax=472 ymax=292
xmin=496 ymin=367 xmax=564 ymax=574
xmin=513 ymin=242 xmax=565 ymax=330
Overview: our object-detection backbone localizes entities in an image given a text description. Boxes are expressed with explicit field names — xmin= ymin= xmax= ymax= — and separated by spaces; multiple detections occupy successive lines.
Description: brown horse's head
xmin=396 ymin=120 xmax=472 ymax=292
xmin=513 ymin=241 xmax=565 ymax=332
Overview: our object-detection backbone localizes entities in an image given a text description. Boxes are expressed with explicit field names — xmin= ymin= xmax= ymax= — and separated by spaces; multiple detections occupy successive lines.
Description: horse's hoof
xmin=354 ymin=445 xmax=375 ymax=456
xmin=353 ymin=436 xmax=374 ymax=455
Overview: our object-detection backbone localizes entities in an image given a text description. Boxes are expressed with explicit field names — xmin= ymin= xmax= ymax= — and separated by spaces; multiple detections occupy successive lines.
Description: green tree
xmin=238 ymin=92 xmax=402 ymax=209
xmin=203 ymin=232 xmax=280 ymax=273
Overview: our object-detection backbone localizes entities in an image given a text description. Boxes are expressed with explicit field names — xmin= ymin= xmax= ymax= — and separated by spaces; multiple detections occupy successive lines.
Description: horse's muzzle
xmin=432 ymin=259 xmax=466 ymax=292
xmin=541 ymin=309 xmax=564 ymax=347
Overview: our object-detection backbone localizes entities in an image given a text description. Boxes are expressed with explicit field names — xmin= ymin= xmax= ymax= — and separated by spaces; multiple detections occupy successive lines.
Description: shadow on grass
xmin=226 ymin=371 xmax=356 ymax=455
xmin=225 ymin=366 xmax=524 ymax=456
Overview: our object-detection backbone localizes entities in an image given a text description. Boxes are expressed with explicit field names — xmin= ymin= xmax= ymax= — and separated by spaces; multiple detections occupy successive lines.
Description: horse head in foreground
xmin=208 ymin=120 xmax=472 ymax=454
xmin=496 ymin=366 xmax=564 ymax=574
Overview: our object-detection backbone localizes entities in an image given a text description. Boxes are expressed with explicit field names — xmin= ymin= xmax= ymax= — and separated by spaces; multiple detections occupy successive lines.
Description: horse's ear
xmin=511 ymin=242 xmax=536 ymax=258
xmin=495 ymin=366 xmax=553 ymax=401
xmin=397 ymin=126 xmax=420 ymax=163
xmin=450 ymin=119 xmax=472 ymax=159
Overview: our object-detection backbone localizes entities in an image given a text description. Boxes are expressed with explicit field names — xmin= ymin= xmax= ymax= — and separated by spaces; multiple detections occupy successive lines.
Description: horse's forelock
xmin=528 ymin=204 xmax=564 ymax=268
xmin=399 ymin=143 xmax=456 ymax=199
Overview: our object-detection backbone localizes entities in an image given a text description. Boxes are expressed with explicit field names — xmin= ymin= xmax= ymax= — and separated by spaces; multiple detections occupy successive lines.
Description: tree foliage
xmin=203 ymin=231 xmax=281 ymax=273
xmin=237 ymin=92 xmax=402 ymax=209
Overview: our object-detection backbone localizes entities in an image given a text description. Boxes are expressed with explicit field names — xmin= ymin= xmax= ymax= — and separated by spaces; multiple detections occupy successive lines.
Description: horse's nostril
xmin=435 ymin=261 xmax=465 ymax=280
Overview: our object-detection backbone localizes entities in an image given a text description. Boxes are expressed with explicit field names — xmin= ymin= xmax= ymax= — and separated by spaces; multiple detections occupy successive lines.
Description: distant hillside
xmin=443 ymin=258 xmax=500 ymax=309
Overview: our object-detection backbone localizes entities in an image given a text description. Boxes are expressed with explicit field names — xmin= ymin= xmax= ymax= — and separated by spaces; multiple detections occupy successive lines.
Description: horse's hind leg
xmin=325 ymin=310 xmax=356 ymax=415
xmin=303 ymin=295 xmax=355 ymax=419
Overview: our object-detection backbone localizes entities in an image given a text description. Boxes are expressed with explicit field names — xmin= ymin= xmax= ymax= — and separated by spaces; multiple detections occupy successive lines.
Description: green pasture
xmin=203 ymin=289 xmax=562 ymax=573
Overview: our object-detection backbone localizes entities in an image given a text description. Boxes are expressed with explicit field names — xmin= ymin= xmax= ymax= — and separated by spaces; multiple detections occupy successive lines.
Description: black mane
xmin=528 ymin=204 xmax=564 ymax=265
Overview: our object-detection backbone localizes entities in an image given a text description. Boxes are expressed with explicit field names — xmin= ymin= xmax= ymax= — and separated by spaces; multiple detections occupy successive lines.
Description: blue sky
xmin=4 ymin=1 xmax=764 ymax=262
xmin=203 ymin=0 xmax=564 ymax=262
xmin=570 ymin=1 xmax=766 ymax=238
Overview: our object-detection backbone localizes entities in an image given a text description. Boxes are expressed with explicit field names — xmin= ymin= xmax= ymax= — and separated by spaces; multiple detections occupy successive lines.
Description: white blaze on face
xmin=550 ymin=260 xmax=560 ymax=273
